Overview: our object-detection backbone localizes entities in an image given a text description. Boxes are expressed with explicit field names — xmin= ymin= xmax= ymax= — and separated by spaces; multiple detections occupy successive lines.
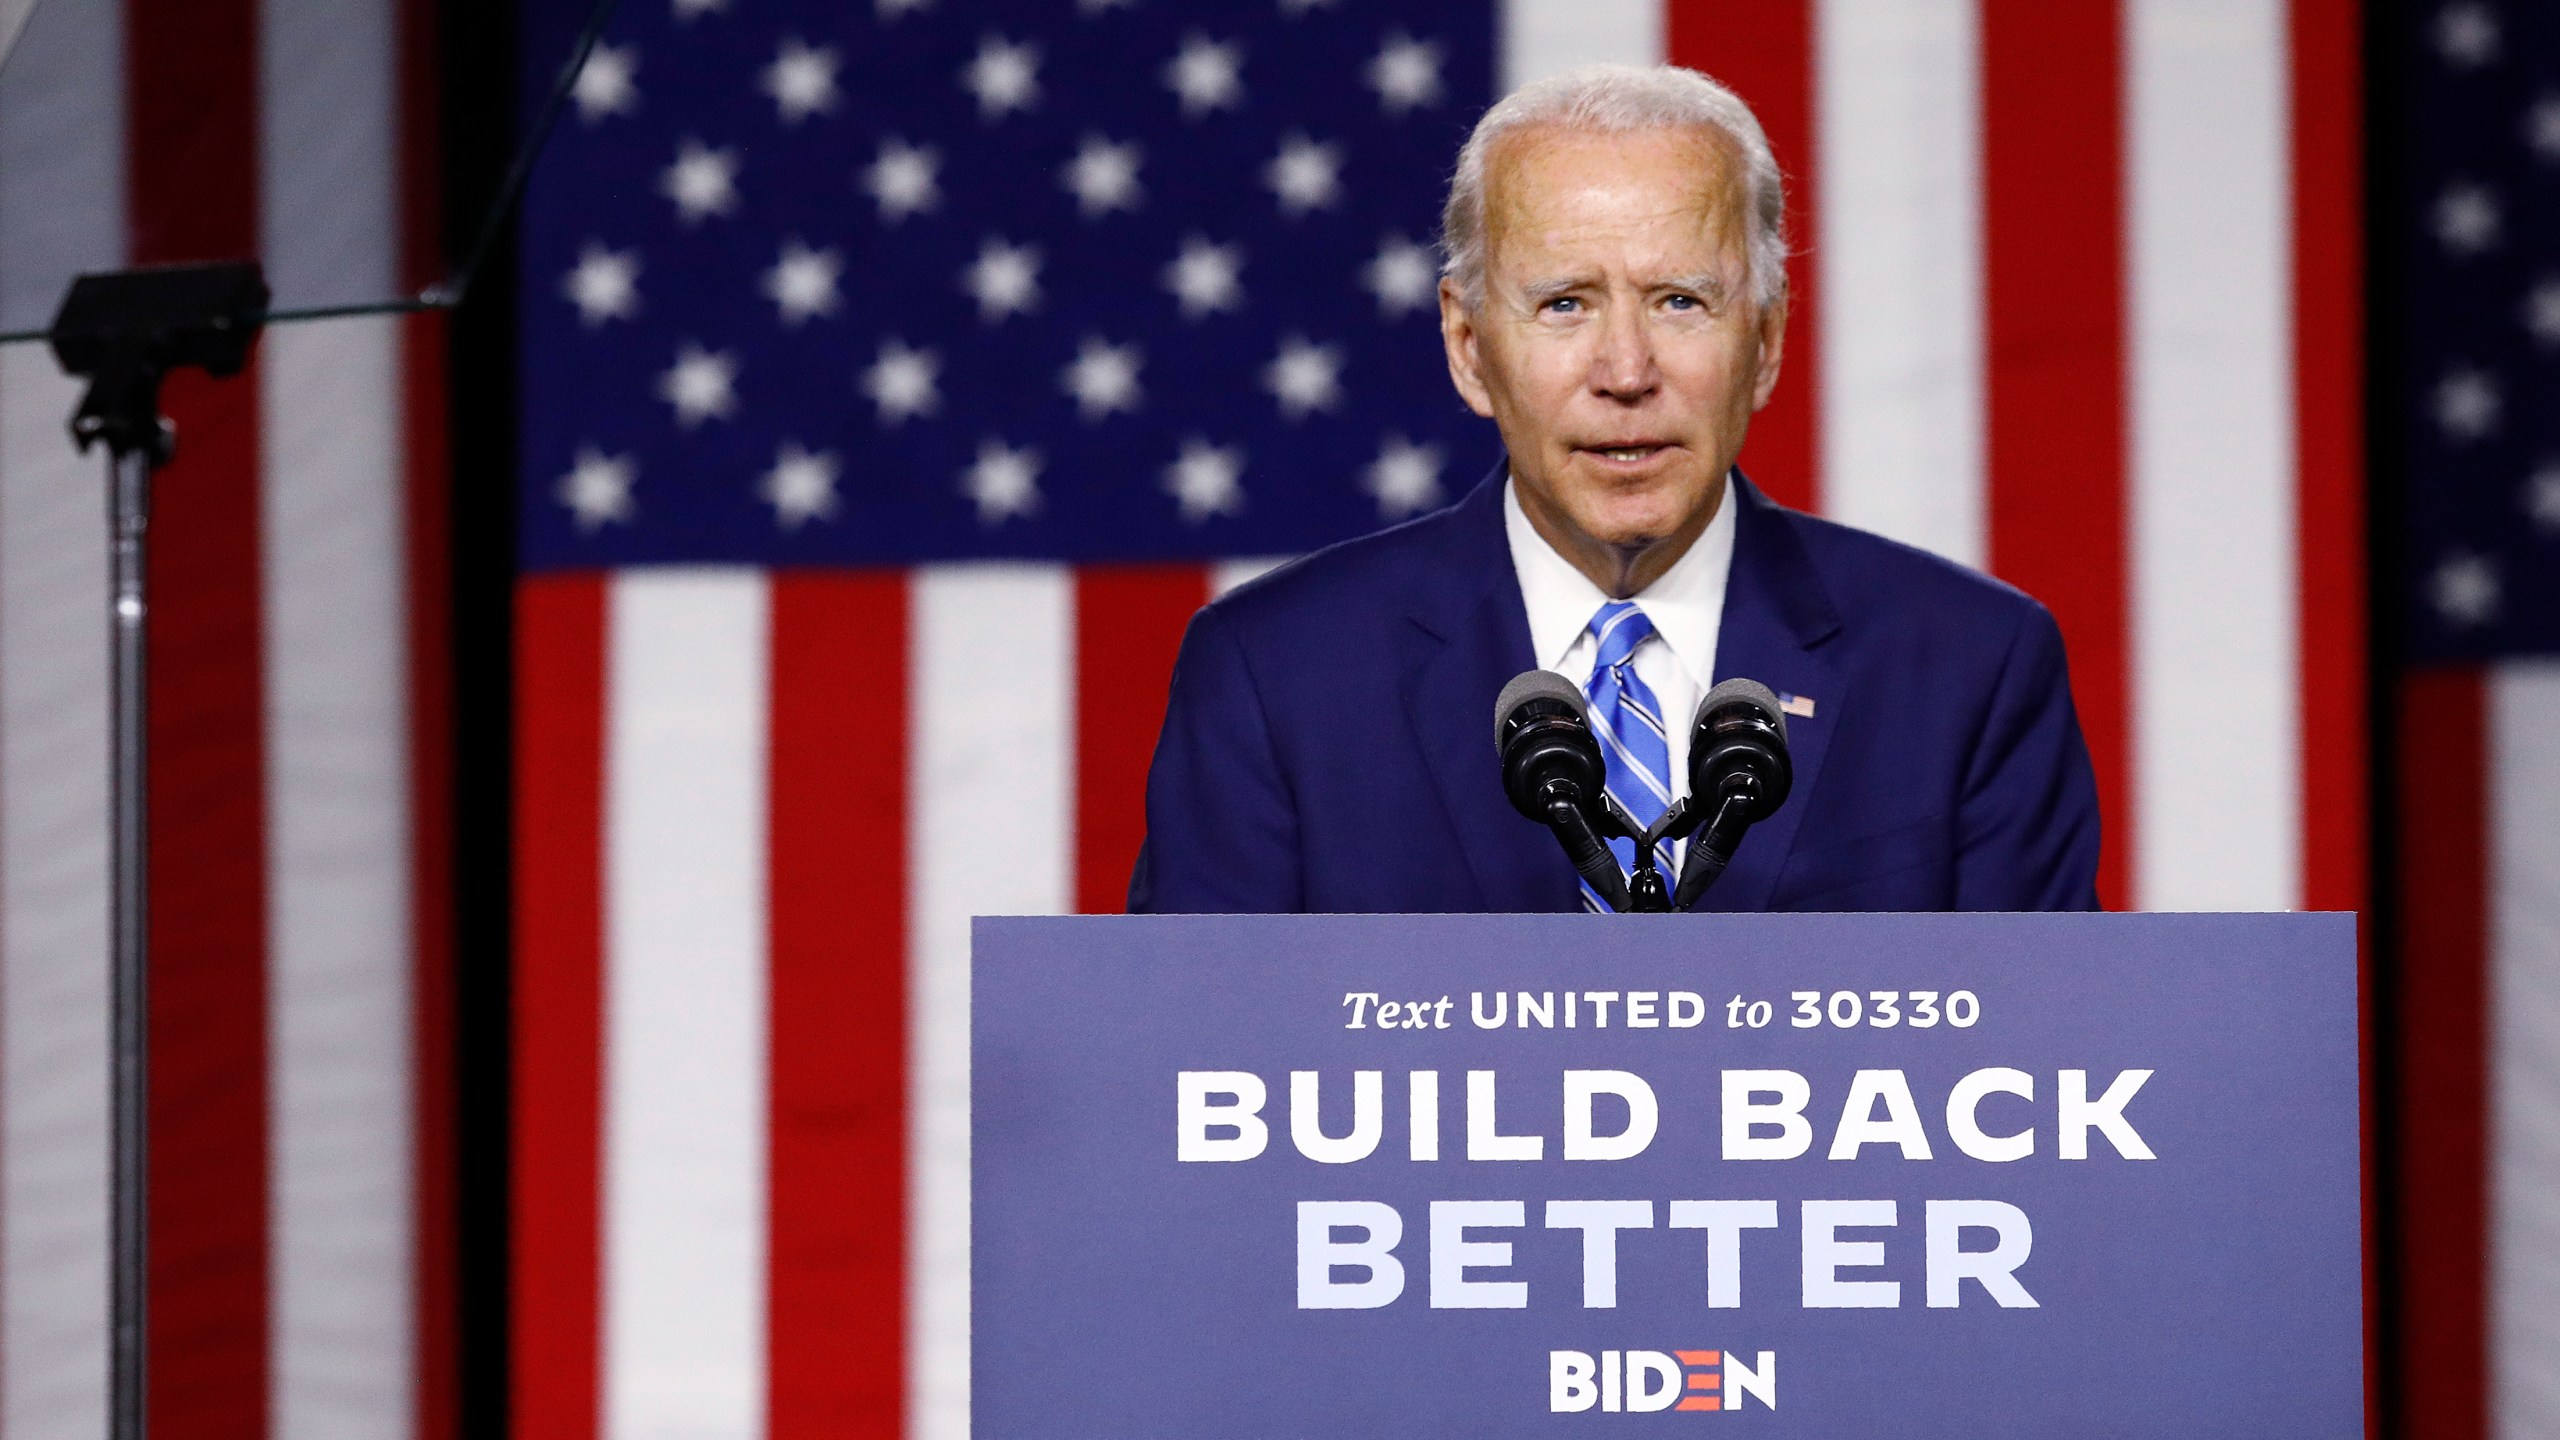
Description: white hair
xmin=1440 ymin=63 xmax=1790 ymax=312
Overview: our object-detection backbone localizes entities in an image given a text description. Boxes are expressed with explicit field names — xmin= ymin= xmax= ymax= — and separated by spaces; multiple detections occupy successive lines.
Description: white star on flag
xmin=1165 ymin=439 xmax=1245 ymax=522
xmin=659 ymin=343 xmax=740 ymax=427
xmin=1365 ymin=435 xmax=1445 ymax=519
xmin=1265 ymin=336 xmax=1343 ymax=418
xmin=572 ymin=42 xmax=639 ymax=123
xmin=1164 ymin=35 xmax=1244 ymax=116
xmin=2526 ymin=278 xmax=2560 ymax=347
xmin=764 ymin=38 xmax=840 ymax=124
xmin=760 ymin=443 xmax=841 ymax=529
xmin=1164 ymin=237 xmax=1244 ymax=319
xmin=862 ymin=138 xmax=941 ymax=223
xmin=2435 ymin=183 xmax=2500 ymax=254
xmin=2435 ymin=3 xmax=2499 ymax=66
xmin=563 ymin=243 xmax=640 ymax=325
xmin=876 ymin=0 xmax=931 ymax=18
xmin=1061 ymin=136 xmax=1144 ymax=218
xmin=1062 ymin=337 xmax=1145 ymax=420
xmin=860 ymin=339 xmax=940 ymax=425
xmin=672 ymin=0 xmax=726 ymax=19
xmin=1367 ymin=35 xmax=1443 ymax=114
xmin=964 ymin=36 xmax=1041 ymax=120
xmin=1266 ymin=133 xmax=1343 ymax=215
xmin=558 ymin=447 xmax=636 ymax=530
xmin=2530 ymin=96 xmax=2560 ymax=161
xmin=2432 ymin=552 xmax=2500 ymax=627
xmin=662 ymin=139 xmax=739 ymax=223
xmin=1364 ymin=235 xmax=1438 ymax=317
xmin=764 ymin=241 xmax=842 ymax=325
xmin=2434 ymin=368 xmax=2500 ymax=440
xmin=963 ymin=238 xmax=1043 ymax=323
xmin=964 ymin=440 xmax=1042 ymax=523
xmin=2528 ymin=464 xmax=2560 ymax=533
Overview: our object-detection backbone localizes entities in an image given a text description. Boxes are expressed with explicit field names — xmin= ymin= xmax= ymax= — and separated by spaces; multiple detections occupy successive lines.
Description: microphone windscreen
xmin=1696 ymin=676 xmax=1788 ymax=746
xmin=1493 ymin=669 xmax=1586 ymax=749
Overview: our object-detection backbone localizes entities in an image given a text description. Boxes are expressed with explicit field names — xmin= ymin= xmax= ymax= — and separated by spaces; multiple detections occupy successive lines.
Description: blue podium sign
xmin=973 ymin=913 xmax=2359 ymax=1437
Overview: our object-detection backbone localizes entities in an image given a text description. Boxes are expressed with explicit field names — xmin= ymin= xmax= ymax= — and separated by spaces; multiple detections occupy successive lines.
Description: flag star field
xmin=2403 ymin=0 xmax=2560 ymax=659
xmin=517 ymin=0 xmax=1498 ymax=569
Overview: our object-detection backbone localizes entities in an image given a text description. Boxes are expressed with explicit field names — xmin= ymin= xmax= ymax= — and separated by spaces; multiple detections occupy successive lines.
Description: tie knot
xmin=1587 ymin=600 xmax=1655 ymax=669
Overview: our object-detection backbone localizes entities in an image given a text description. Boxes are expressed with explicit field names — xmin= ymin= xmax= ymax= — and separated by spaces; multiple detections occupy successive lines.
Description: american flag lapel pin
xmin=1779 ymin=692 xmax=1816 ymax=719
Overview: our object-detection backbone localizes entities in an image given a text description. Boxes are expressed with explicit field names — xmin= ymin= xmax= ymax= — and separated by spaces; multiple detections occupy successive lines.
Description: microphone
xmin=1671 ymin=678 xmax=1794 ymax=909
xmin=1494 ymin=670 xmax=1631 ymax=912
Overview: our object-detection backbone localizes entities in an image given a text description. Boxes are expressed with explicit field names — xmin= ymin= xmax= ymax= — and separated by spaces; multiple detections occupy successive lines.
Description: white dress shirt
xmin=1503 ymin=474 xmax=1736 ymax=810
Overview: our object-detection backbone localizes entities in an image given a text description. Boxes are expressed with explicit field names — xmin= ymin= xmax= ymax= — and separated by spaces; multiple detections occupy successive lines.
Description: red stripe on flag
xmin=128 ymin=0 xmax=271 ymax=1431
xmin=1668 ymin=2 xmax=1817 ymax=515
xmin=1074 ymin=567 xmax=1210 ymax=914
xmin=397 ymin=0 xmax=444 ymax=296
xmin=405 ymin=309 xmax=460 ymax=1440
xmin=2392 ymin=667 xmax=2487 ymax=1440
xmin=512 ymin=576 xmax=608 ymax=1440
xmin=2289 ymin=0 xmax=2366 ymax=916
xmin=1979 ymin=0 xmax=2129 ymax=911
xmin=768 ymin=574 xmax=909 ymax=1436
xmin=125 ymin=0 xmax=260 ymax=266
xmin=145 ymin=367 xmax=274 ymax=1440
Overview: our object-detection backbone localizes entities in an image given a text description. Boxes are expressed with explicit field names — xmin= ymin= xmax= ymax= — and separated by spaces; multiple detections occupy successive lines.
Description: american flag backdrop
xmin=0 ymin=0 xmax=448 ymax=1436
xmin=507 ymin=1 xmax=2375 ymax=1438
xmin=31 ymin=0 xmax=2560 ymax=1437
xmin=2389 ymin=4 xmax=2560 ymax=1439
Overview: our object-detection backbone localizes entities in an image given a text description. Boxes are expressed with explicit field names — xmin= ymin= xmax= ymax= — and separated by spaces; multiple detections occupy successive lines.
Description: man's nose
xmin=1587 ymin=305 xmax=1658 ymax=400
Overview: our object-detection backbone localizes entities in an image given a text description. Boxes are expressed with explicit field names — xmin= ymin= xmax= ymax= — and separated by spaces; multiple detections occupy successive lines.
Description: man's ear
xmin=1439 ymin=277 xmax=1496 ymax=419
xmin=1748 ymin=293 xmax=1788 ymax=412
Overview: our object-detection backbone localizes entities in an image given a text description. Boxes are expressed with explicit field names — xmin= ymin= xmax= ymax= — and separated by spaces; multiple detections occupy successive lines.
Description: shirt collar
xmin=1503 ymin=473 xmax=1737 ymax=686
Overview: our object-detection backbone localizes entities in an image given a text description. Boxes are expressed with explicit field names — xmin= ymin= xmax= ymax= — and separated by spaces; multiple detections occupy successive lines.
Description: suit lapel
xmin=1697 ymin=475 xmax=1844 ymax=911
xmin=1401 ymin=472 xmax=1581 ymax=912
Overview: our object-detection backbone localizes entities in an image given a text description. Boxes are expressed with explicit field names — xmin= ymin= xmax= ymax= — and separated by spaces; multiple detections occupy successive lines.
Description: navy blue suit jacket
xmin=1129 ymin=469 xmax=2101 ymax=913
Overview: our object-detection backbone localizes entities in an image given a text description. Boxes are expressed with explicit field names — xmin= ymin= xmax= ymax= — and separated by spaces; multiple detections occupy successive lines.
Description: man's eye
xmin=1664 ymin=294 xmax=1700 ymax=311
xmin=1544 ymin=296 xmax=1581 ymax=314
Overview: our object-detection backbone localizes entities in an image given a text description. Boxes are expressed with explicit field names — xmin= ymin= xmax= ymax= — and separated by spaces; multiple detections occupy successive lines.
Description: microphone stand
xmin=1616 ymin=781 xmax=1761 ymax=914
xmin=47 ymin=261 xmax=270 ymax=1440
xmin=1591 ymin=793 xmax=1677 ymax=913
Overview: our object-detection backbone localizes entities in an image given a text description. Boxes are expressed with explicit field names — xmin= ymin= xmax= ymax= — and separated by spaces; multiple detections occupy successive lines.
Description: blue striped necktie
xmin=1581 ymin=600 xmax=1674 ymax=911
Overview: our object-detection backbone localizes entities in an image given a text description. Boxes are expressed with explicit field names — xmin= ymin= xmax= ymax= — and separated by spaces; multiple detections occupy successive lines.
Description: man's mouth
xmin=1581 ymin=443 xmax=1673 ymax=464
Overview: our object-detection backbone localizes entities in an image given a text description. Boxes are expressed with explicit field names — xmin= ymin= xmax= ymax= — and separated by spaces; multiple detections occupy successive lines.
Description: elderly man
xmin=1129 ymin=64 xmax=2100 ymax=914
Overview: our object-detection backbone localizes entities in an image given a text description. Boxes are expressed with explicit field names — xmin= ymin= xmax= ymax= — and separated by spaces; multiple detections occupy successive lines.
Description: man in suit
xmin=1130 ymin=63 xmax=2100 ymax=914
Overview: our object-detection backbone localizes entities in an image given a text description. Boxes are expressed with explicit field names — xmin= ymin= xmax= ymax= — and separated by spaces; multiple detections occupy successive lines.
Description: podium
xmin=973 ymin=912 xmax=2360 ymax=1436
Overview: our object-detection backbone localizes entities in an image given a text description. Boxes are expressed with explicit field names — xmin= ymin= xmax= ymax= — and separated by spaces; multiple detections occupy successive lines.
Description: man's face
xmin=1441 ymin=124 xmax=1785 ymax=580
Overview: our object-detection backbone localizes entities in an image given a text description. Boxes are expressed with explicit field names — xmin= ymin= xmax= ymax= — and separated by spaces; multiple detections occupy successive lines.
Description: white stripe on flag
xmin=0 ymin=343 xmax=114 ymax=1440
xmin=1815 ymin=0 xmax=1985 ymax=570
xmin=260 ymin=0 xmax=397 ymax=314
xmin=258 ymin=0 xmax=413 ymax=1432
xmin=2127 ymin=0 xmax=2299 ymax=910
xmin=909 ymin=565 xmax=1073 ymax=1440
xmin=1212 ymin=556 xmax=1288 ymax=599
xmin=260 ymin=313 xmax=415 ymax=1440
xmin=1498 ymin=0 xmax=1660 ymax=91
xmin=605 ymin=572 xmax=771 ymax=1440
xmin=2494 ymin=661 xmax=2560 ymax=1440
xmin=0 ymin=0 xmax=121 ymax=1431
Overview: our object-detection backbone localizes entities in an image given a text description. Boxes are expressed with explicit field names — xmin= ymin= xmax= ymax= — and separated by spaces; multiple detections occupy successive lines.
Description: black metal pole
xmin=107 ymin=440 xmax=154 ymax=1440
xmin=48 ymin=259 xmax=269 ymax=1440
